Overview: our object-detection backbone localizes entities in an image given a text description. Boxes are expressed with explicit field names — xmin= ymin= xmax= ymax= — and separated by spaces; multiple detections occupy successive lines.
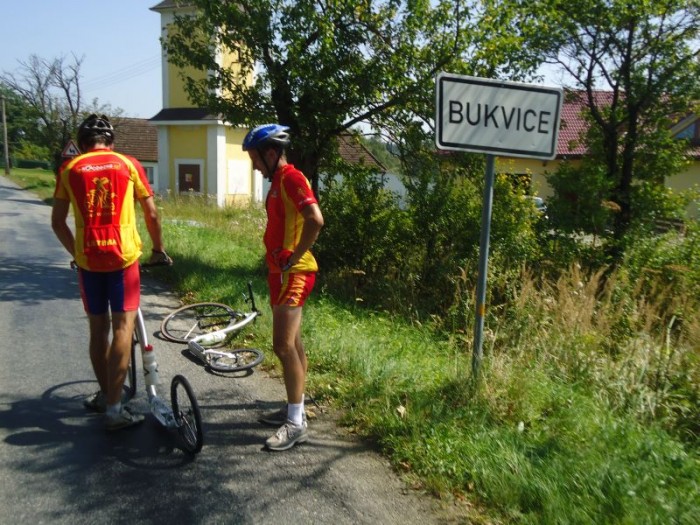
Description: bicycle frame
xmin=187 ymin=281 xmax=260 ymax=361
xmin=68 ymin=259 xmax=203 ymax=452
xmin=134 ymin=308 xmax=178 ymax=429
xmin=187 ymin=310 xmax=259 ymax=359
xmin=158 ymin=282 xmax=263 ymax=375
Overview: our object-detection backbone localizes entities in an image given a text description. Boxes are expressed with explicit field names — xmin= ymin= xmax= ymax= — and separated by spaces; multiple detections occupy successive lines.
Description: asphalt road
xmin=0 ymin=175 xmax=454 ymax=525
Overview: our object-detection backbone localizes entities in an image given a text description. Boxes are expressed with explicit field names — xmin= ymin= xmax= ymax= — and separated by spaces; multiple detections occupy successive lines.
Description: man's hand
xmin=147 ymin=249 xmax=174 ymax=266
xmin=272 ymin=248 xmax=294 ymax=272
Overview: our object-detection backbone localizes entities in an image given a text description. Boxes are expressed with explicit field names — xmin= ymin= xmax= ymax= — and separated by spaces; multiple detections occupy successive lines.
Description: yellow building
xmin=497 ymin=91 xmax=700 ymax=217
xmin=149 ymin=1 xmax=259 ymax=206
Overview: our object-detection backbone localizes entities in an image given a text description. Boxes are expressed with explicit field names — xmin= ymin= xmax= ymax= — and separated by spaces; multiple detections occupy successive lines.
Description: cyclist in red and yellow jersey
xmin=51 ymin=114 xmax=172 ymax=431
xmin=243 ymin=124 xmax=324 ymax=451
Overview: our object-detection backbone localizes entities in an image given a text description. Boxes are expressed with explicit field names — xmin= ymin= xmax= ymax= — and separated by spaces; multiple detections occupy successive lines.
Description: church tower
xmin=149 ymin=1 xmax=261 ymax=206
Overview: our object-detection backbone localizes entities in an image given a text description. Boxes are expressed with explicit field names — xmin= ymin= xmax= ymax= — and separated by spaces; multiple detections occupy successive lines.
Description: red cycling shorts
xmin=267 ymin=272 xmax=316 ymax=307
xmin=78 ymin=263 xmax=140 ymax=315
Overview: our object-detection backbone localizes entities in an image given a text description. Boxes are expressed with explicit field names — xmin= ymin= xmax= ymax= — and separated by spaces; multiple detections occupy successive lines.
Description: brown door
xmin=178 ymin=164 xmax=201 ymax=193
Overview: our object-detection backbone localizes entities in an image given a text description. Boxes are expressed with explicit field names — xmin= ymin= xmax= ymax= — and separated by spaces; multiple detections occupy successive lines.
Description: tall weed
xmin=494 ymin=264 xmax=700 ymax=444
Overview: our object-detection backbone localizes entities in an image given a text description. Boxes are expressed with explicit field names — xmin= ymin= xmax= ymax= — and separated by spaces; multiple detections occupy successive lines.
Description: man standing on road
xmin=242 ymin=124 xmax=324 ymax=451
xmin=51 ymin=114 xmax=172 ymax=431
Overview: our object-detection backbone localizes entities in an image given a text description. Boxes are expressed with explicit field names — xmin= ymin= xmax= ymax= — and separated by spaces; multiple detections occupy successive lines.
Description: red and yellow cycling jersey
xmin=264 ymin=164 xmax=318 ymax=273
xmin=54 ymin=149 xmax=153 ymax=271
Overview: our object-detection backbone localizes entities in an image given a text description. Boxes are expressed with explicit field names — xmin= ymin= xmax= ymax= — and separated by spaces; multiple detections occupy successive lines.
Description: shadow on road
xmin=0 ymin=380 xmax=195 ymax=469
xmin=0 ymin=257 xmax=78 ymax=304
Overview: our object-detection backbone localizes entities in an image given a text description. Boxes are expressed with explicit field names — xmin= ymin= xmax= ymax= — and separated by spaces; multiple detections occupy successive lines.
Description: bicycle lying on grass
xmin=160 ymin=282 xmax=264 ymax=373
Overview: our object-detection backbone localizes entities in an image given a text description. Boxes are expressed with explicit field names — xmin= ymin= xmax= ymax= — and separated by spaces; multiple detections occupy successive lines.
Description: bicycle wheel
xmin=123 ymin=334 xmax=137 ymax=401
xmin=170 ymin=375 xmax=203 ymax=454
xmin=208 ymin=348 xmax=264 ymax=373
xmin=161 ymin=302 xmax=238 ymax=344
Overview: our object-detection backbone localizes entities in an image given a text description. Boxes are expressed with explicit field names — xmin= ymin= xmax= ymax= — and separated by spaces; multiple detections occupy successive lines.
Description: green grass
xmin=10 ymin=169 xmax=700 ymax=524
xmin=4 ymin=167 xmax=57 ymax=204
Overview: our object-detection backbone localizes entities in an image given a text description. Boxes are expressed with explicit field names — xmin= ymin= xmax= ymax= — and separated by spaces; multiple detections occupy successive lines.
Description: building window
xmin=178 ymin=163 xmax=202 ymax=193
xmin=144 ymin=166 xmax=155 ymax=185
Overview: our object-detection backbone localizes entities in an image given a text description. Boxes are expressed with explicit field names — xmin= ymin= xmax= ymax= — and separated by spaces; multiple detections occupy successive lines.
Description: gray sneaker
xmin=84 ymin=390 xmax=131 ymax=413
xmin=259 ymin=405 xmax=308 ymax=427
xmin=84 ymin=391 xmax=107 ymax=413
xmin=105 ymin=406 xmax=144 ymax=431
xmin=265 ymin=421 xmax=308 ymax=451
xmin=259 ymin=406 xmax=287 ymax=426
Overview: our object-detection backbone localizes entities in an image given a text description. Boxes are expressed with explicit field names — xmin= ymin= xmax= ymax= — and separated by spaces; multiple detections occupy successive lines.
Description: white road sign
xmin=436 ymin=73 xmax=563 ymax=159
xmin=61 ymin=139 xmax=81 ymax=158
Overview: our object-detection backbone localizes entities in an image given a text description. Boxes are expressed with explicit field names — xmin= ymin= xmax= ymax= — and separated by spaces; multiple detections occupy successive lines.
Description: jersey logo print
xmin=86 ymin=177 xmax=116 ymax=218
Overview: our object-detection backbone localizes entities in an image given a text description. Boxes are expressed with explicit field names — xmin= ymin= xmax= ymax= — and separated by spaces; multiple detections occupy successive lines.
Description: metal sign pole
xmin=435 ymin=72 xmax=563 ymax=382
xmin=472 ymin=154 xmax=495 ymax=380
xmin=1 ymin=96 xmax=9 ymax=175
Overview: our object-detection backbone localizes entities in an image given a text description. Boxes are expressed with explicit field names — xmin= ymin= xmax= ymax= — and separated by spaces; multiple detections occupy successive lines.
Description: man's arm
xmin=51 ymin=198 xmax=75 ymax=257
xmin=138 ymin=195 xmax=165 ymax=252
xmin=289 ymin=203 xmax=324 ymax=267
xmin=139 ymin=195 xmax=173 ymax=265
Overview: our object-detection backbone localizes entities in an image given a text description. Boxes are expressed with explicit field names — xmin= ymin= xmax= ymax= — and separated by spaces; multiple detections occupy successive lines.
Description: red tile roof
xmin=556 ymin=90 xmax=698 ymax=158
xmin=112 ymin=117 xmax=158 ymax=162
xmin=557 ymin=91 xmax=615 ymax=157
xmin=337 ymin=133 xmax=386 ymax=171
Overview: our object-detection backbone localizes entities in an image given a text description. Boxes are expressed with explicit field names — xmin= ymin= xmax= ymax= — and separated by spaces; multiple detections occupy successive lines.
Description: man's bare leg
xmin=106 ymin=310 xmax=137 ymax=406
xmin=272 ymin=304 xmax=305 ymax=405
xmin=87 ymin=313 xmax=110 ymax=394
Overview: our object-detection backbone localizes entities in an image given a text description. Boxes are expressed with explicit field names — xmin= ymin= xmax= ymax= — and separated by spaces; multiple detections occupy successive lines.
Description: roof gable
xmin=112 ymin=117 xmax=158 ymax=162
xmin=337 ymin=133 xmax=386 ymax=171
xmin=150 ymin=1 xmax=191 ymax=12
xmin=556 ymin=90 xmax=698 ymax=158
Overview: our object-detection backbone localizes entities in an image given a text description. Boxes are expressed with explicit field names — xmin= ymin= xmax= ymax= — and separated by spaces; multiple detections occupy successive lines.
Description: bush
xmin=316 ymin=162 xmax=413 ymax=309
xmin=316 ymin=152 xmax=541 ymax=324
xmin=16 ymin=159 xmax=51 ymax=170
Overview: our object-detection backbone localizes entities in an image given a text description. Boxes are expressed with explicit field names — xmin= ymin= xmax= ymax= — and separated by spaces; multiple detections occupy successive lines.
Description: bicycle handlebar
xmin=69 ymin=254 xmax=173 ymax=271
xmin=141 ymin=259 xmax=174 ymax=268
xmin=247 ymin=281 xmax=258 ymax=313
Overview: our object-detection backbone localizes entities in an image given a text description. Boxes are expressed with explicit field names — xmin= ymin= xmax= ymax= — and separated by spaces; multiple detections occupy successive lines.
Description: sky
xmin=0 ymin=1 xmax=568 ymax=123
xmin=0 ymin=1 xmax=163 ymax=119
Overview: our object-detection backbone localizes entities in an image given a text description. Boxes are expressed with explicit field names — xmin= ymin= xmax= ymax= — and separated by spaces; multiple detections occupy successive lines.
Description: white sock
xmin=106 ymin=402 xmax=121 ymax=417
xmin=287 ymin=402 xmax=304 ymax=426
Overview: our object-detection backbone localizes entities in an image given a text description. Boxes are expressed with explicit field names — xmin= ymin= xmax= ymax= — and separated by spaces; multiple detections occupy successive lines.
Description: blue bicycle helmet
xmin=242 ymin=124 xmax=290 ymax=151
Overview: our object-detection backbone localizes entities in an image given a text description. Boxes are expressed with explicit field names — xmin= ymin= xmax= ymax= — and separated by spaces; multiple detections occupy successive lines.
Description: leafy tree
xmin=163 ymin=0 xmax=540 ymax=195
xmin=359 ymin=134 xmax=401 ymax=174
xmin=499 ymin=0 xmax=700 ymax=254
xmin=0 ymin=85 xmax=37 ymax=165
xmin=1 ymin=54 xmax=116 ymax=163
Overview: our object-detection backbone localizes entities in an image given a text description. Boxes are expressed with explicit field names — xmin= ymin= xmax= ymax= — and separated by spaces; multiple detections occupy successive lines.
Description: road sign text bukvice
xmin=436 ymin=73 xmax=563 ymax=159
